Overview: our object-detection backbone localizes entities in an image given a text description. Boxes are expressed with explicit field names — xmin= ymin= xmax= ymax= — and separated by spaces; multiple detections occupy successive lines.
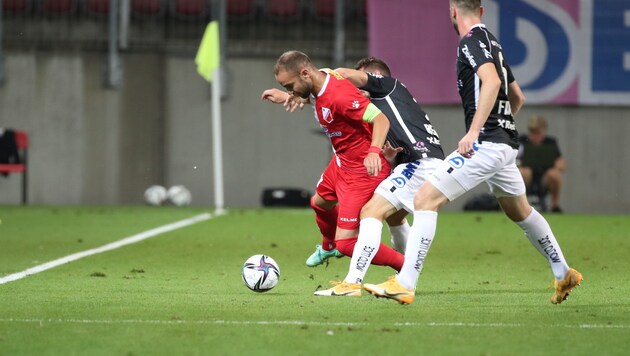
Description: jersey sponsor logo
xmin=497 ymin=119 xmax=516 ymax=131
xmin=496 ymin=100 xmax=512 ymax=116
xmin=401 ymin=161 xmax=420 ymax=179
xmin=391 ymin=177 xmax=406 ymax=188
xmin=478 ymin=41 xmax=493 ymax=59
xmin=448 ymin=156 xmax=465 ymax=169
xmin=321 ymin=126 xmax=341 ymax=137
xmin=351 ymin=100 xmax=360 ymax=109
xmin=414 ymin=141 xmax=430 ymax=154
xmin=339 ymin=217 xmax=358 ymax=223
xmin=462 ymin=45 xmax=477 ymax=68
xmin=321 ymin=107 xmax=333 ymax=123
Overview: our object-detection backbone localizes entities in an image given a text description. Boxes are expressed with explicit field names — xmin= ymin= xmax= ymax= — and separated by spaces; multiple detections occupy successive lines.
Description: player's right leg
xmin=307 ymin=194 xmax=344 ymax=266
xmin=306 ymin=159 xmax=344 ymax=267
xmin=365 ymin=151 xmax=489 ymax=304
xmin=498 ymin=195 xmax=581 ymax=304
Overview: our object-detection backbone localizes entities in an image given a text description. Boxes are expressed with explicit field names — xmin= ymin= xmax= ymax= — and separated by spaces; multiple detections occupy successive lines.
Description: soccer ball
xmin=144 ymin=185 xmax=167 ymax=206
xmin=167 ymin=185 xmax=192 ymax=206
xmin=242 ymin=254 xmax=281 ymax=292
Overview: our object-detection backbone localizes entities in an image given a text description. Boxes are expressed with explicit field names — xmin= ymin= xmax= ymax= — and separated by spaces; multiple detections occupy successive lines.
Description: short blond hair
xmin=274 ymin=50 xmax=313 ymax=75
xmin=528 ymin=115 xmax=548 ymax=131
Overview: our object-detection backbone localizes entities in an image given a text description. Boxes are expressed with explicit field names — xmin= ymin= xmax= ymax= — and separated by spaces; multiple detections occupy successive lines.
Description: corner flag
xmin=195 ymin=21 xmax=220 ymax=82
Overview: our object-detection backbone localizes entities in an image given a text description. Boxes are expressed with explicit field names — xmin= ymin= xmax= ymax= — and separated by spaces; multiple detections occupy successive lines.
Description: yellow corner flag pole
xmin=195 ymin=21 xmax=220 ymax=82
xmin=195 ymin=21 xmax=225 ymax=213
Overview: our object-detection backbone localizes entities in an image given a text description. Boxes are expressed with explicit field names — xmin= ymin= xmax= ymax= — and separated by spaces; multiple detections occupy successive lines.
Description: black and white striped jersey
xmin=361 ymin=73 xmax=444 ymax=165
xmin=456 ymin=24 xmax=519 ymax=149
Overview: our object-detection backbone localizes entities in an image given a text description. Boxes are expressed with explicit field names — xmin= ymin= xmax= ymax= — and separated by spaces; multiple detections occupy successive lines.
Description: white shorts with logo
xmin=428 ymin=141 xmax=526 ymax=201
xmin=375 ymin=157 xmax=443 ymax=213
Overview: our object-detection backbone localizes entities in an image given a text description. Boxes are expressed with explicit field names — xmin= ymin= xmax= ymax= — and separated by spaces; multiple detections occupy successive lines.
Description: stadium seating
xmin=84 ymin=0 xmax=110 ymax=15
xmin=131 ymin=0 xmax=164 ymax=18
xmin=2 ymin=0 xmax=32 ymax=13
xmin=0 ymin=130 xmax=29 ymax=205
xmin=265 ymin=0 xmax=302 ymax=21
xmin=227 ymin=0 xmax=257 ymax=20
xmin=170 ymin=0 xmax=208 ymax=20
xmin=313 ymin=0 xmax=335 ymax=20
xmin=39 ymin=0 xmax=77 ymax=15
xmin=310 ymin=0 xmax=366 ymax=21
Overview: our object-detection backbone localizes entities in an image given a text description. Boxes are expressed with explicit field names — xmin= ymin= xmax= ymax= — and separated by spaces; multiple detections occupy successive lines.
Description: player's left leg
xmin=492 ymin=155 xmax=581 ymax=304
xmin=385 ymin=210 xmax=410 ymax=253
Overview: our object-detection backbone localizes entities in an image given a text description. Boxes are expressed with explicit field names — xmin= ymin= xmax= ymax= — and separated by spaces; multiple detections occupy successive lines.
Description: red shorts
xmin=316 ymin=157 xmax=390 ymax=230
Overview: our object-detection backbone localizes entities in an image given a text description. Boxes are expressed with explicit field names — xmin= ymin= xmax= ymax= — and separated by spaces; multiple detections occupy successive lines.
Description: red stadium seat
xmin=171 ymin=0 xmax=209 ymax=20
xmin=266 ymin=0 xmax=301 ymax=21
xmin=40 ymin=0 xmax=77 ymax=14
xmin=85 ymin=0 xmax=110 ymax=15
xmin=2 ymin=0 xmax=32 ymax=13
xmin=131 ymin=0 xmax=164 ymax=17
xmin=313 ymin=0 xmax=335 ymax=19
xmin=0 ymin=130 xmax=29 ymax=204
xmin=228 ymin=0 xmax=256 ymax=19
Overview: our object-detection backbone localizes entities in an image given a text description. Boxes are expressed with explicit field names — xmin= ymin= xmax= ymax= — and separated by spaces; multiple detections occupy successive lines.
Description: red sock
xmin=336 ymin=237 xmax=404 ymax=272
xmin=311 ymin=197 xmax=338 ymax=251
xmin=371 ymin=243 xmax=404 ymax=272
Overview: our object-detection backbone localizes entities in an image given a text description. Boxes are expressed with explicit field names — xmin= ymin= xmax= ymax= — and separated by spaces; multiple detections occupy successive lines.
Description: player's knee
xmin=360 ymin=200 xmax=383 ymax=220
xmin=413 ymin=191 xmax=440 ymax=211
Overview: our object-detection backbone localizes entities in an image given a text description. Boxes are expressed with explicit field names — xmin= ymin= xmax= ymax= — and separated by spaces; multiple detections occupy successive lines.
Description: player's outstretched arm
xmin=334 ymin=68 xmax=369 ymax=88
xmin=261 ymin=88 xmax=309 ymax=112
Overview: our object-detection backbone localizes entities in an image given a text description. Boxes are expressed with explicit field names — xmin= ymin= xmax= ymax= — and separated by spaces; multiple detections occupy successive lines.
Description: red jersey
xmin=314 ymin=69 xmax=376 ymax=172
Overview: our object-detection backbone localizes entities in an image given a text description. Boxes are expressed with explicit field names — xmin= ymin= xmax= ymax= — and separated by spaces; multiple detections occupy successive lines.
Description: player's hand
xmin=382 ymin=141 xmax=403 ymax=165
xmin=283 ymin=95 xmax=305 ymax=112
xmin=364 ymin=152 xmax=382 ymax=177
xmin=261 ymin=88 xmax=290 ymax=104
xmin=457 ymin=131 xmax=479 ymax=158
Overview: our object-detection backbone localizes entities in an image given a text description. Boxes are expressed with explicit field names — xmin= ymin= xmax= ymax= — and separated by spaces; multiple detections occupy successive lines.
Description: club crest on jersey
xmin=321 ymin=107 xmax=333 ymax=123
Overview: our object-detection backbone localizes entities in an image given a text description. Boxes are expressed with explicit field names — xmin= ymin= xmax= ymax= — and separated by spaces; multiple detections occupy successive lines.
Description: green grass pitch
xmin=0 ymin=206 xmax=629 ymax=355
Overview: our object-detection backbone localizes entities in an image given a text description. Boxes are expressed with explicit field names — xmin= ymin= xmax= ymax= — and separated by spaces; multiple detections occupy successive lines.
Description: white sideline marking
xmin=0 ymin=318 xmax=628 ymax=330
xmin=0 ymin=212 xmax=223 ymax=285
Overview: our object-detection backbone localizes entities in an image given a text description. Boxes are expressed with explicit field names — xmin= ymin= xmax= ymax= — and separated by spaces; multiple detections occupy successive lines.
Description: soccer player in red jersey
xmin=263 ymin=50 xmax=404 ymax=275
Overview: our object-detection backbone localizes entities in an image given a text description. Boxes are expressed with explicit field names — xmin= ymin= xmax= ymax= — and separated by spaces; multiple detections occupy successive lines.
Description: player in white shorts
xmin=363 ymin=0 xmax=582 ymax=305
xmin=312 ymin=58 xmax=445 ymax=297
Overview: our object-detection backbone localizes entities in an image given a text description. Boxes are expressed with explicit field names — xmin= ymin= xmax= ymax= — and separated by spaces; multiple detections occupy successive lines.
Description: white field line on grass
xmin=0 ymin=211 xmax=225 ymax=285
xmin=0 ymin=318 xmax=628 ymax=330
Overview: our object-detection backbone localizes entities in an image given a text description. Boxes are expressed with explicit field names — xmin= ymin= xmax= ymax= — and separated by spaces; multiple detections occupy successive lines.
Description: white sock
xmin=344 ymin=218 xmax=382 ymax=284
xmin=516 ymin=208 xmax=570 ymax=280
xmin=387 ymin=219 xmax=409 ymax=253
xmin=396 ymin=211 xmax=437 ymax=290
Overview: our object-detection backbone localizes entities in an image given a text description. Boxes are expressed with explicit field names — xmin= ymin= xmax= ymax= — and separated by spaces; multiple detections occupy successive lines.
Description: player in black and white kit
xmin=315 ymin=58 xmax=446 ymax=296
xmin=364 ymin=0 xmax=582 ymax=305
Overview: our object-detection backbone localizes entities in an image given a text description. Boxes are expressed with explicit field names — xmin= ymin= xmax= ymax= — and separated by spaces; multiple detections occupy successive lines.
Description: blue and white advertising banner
xmin=369 ymin=0 xmax=630 ymax=105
